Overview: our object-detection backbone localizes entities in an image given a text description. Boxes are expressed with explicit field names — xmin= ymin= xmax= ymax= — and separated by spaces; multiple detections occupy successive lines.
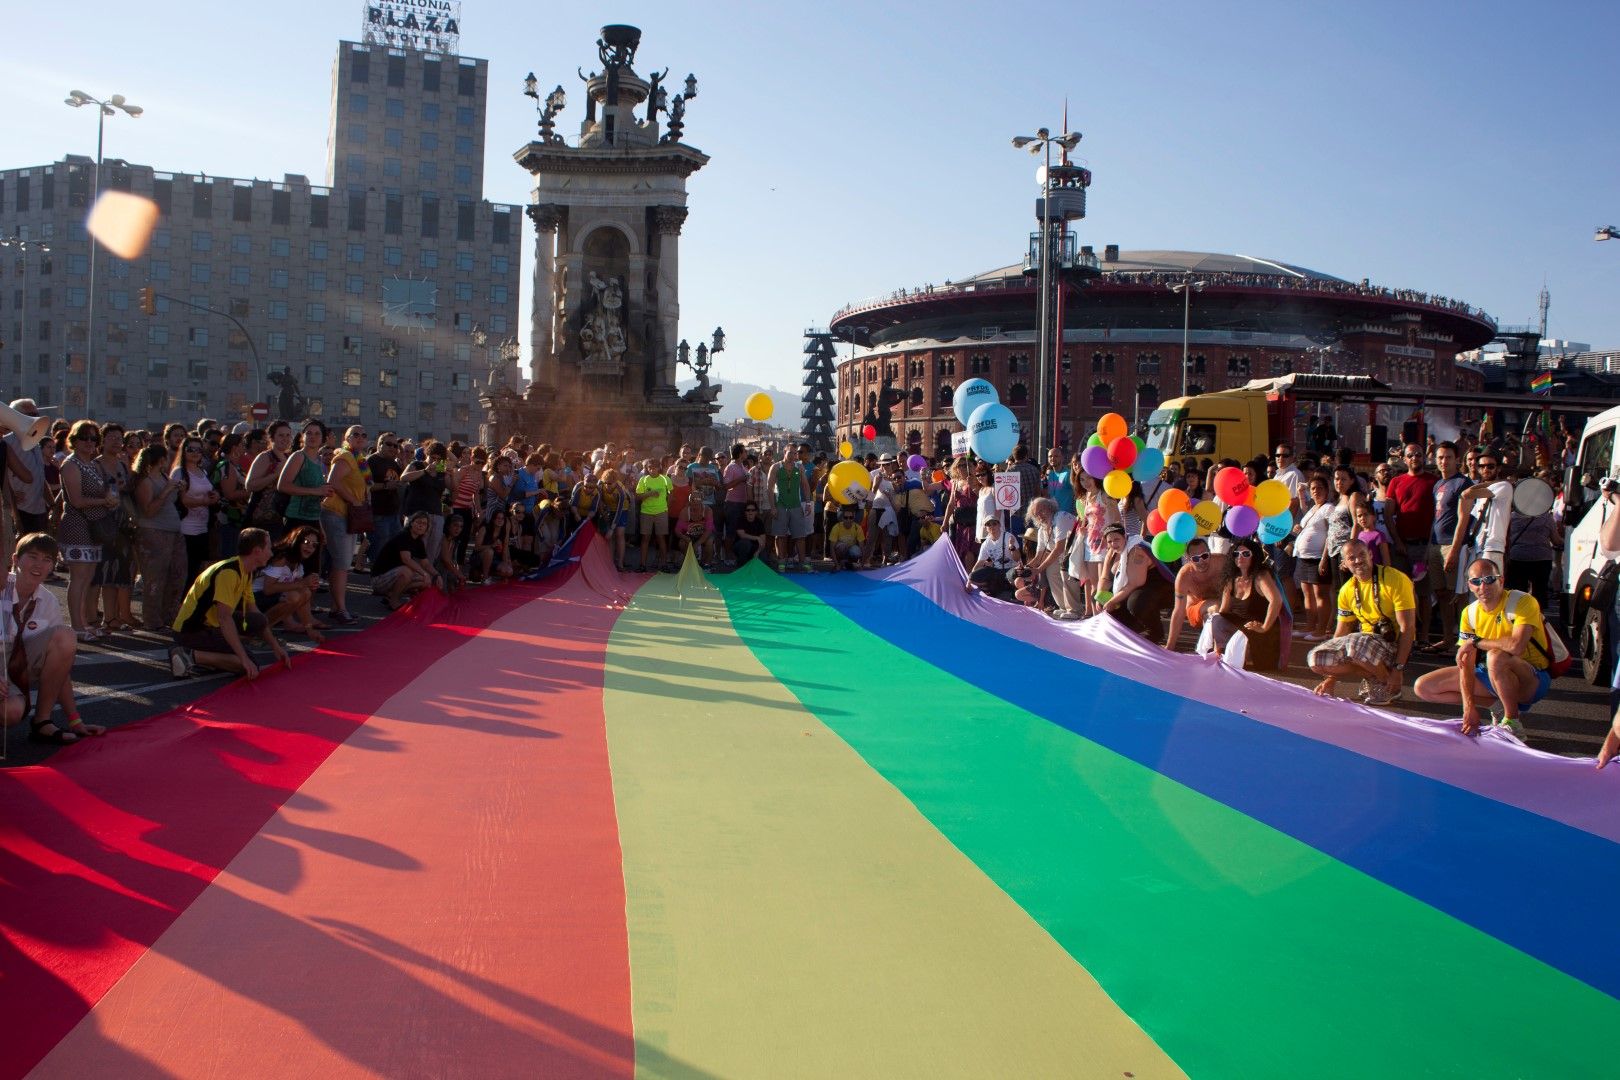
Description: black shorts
xmin=174 ymin=611 xmax=268 ymax=653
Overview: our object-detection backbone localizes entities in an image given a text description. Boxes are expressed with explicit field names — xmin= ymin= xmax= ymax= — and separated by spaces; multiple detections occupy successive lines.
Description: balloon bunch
xmin=1143 ymin=466 xmax=1294 ymax=562
xmin=1079 ymin=412 xmax=1164 ymax=500
xmin=952 ymin=378 xmax=1020 ymax=462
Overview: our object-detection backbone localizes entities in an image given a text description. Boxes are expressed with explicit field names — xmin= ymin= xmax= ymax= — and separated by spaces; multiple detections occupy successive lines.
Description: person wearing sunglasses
xmin=1413 ymin=559 xmax=1552 ymax=738
xmin=1306 ymin=538 xmax=1417 ymax=707
xmin=1164 ymin=537 xmax=1226 ymax=649
xmin=1446 ymin=452 xmax=1513 ymax=596
xmin=1199 ymin=538 xmax=1285 ymax=672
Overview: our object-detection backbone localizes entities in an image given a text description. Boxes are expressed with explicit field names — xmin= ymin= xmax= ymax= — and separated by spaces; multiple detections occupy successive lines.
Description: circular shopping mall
xmin=827 ymin=249 xmax=1498 ymax=458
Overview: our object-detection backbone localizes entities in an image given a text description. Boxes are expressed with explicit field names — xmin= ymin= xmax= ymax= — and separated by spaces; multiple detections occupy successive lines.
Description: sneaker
xmin=329 ymin=609 xmax=358 ymax=625
xmin=1356 ymin=678 xmax=1374 ymax=702
xmin=1055 ymin=610 xmax=1083 ymax=621
xmin=168 ymin=646 xmax=196 ymax=679
xmin=1362 ymin=683 xmax=1400 ymax=707
xmin=1494 ymin=715 xmax=1527 ymax=741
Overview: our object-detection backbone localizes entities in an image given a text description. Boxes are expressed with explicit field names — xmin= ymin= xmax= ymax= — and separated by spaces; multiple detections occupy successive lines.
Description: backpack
xmin=1504 ymin=589 xmax=1573 ymax=678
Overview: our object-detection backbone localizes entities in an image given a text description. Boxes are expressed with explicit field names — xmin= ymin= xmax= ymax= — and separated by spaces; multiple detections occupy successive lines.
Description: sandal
xmin=29 ymin=719 xmax=79 ymax=745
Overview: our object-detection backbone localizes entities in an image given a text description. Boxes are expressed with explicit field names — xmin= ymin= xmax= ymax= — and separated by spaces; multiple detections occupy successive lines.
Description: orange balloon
xmin=1157 ymin=488 xmax=1191 ymax=519
xmin=1097 ymin=412 xmax=1128 ymax=445
xmin=931 ymin=469 xmax=946 ymax=483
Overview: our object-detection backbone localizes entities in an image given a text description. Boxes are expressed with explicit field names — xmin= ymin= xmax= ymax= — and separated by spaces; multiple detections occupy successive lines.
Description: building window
xmin=909 ymin=386 xmax=923 ymax=407
xmin=454 ymin=165 xmax=472 ymax=186
xmin=346 ymin=305 xmax=362 ymax=324
xmin=457 ymin=63 xmax=476 ymax=96
xmin=450 ymin=372 xmax=469 ymax=390
xmin=349 ymin=92 xmax=369 ymax=113
xmin=147 ymin=357 xmax=168 ymax=378
xmin=1137 ymin=383 xmax=1160 ymax=410
xmin=191 ymin=232 xmax=212 ymax=252
xmin=1091 ymin=383 xmax=1114 ymax=407
xmin=230 ymin=265 xmax=250 ymax=285
xmin=1137 ymin=353 xmax=1160 ymax=373
xmin=232 ymin=185 xmax=252 ymax=223
xmin=454 ymin=135 xmax=474 ymax=155
xmin=1227 ymin=355 xmax=1250 ymax=378
xmin=268 ymin=300 xmax=287 ymax=319
xmin=492 ymin=209 xmax=511 ymax=244
xmin=421 ymin=194 xmax=439 ymax=239
xmin=384 ymin=193 xmax=402 ymax=234
xmin=422 ymin=58 xmax=440 ymax=91
xmin=351 ymin=51 xmax=370 ymax=82
xmin=378 ymin=399 xmax=397 ymax=419
xmin=455 ymin=282 xmax=473 ymax=301
xmin=310 ymin=240 xmax=328 ymax=261
xmin=936 ymin=356 xmax=955 ymax=377
xmin=189 ymin=264 xmax=210 ymax=285
xmin=310 ymin=193 xmax=329 ymax=228
xmin=457 ymin=252 xmax=475 ymax=272
xmin=347 ymin=243 xmax=365 ymax=264
xmin=270 ymin=269 xmax=288 ymax=289
xmin=306 ymin=398 xmax=324 ymax=416
xmin=419 ymin=162 xmax=437 ymax=181
xmin=386 ymin=98 xmax=404 ymax=118
xmin=189 ymin=326 xmax=208 ymax=347
xmin=419 ymin=131 xmax=439 ymax=151
xmin=937 ymin=382 xmax=954 ymax=407
xmin=348 ymin=190 xmax=367 ymax=232
xmin=1008 ymin=383 xmax=1029 ymax=406
xmin=346 ymin=275 xmax=364 ymax=296
xmin=188 ymin=358 xmax=209 ymax=380
xmin=969 ymin=354 xmax=990 ymax=374
xmin=423 ymin=103 xmax=440 ymax=121
xmin=419 ymin=370 xmax=434 ymax=390
xmin=342 ymin=398 xmax=361 ymax=418
xmin=267 ymin=332 xmax=287 ymax=352
xmin=306 ymin=302 xmax=326 ymax=322
xmin=306 ymin=333 xmax=325 ymax=353
xmin=343 ymin=368 xmax=362 ymax=387
xmin=420 ymin=249 xmax=438 ymax=268
xmin=419 ymin=401 xmax=435 ymax=423
xmin=491 ymin=255 xmax=508 ymax=274
xmin=147 ymin=389 xmax=167 ymax=410
xmin=192 ymin=182 xmax=213 ymax=218
xmin=386 ymin=53 xmax=404 ymax=88
xmin=343 ymin=334 xmax=363 ymax=354
xmin=457 ymin=201 xmax=475 ymax=242
xmin=147 ymin=324 xmax=167 ymax=344
xmin=1192 ymin=354 xmax=1207 ymax=375
xmin=308 ymin=271 xmax=326 ymax=292
xmin=305 ymin=364 xmax=324 ymax=385
xmin=384 ymin=158 xmax=402 ymax=178
xmin=1091 ymin=352 xmax=1115 ymax=374
xmin=272 ymin=188 xmax=291 ymax=225
xmin=379 ymin=369 xmax=398 ymax=387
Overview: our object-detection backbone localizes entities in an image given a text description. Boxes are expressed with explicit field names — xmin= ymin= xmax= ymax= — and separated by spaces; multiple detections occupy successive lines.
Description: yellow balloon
xmin=827 ymin=460 xmax=873 ymax=505
xmin=1103 ymin=468 xmax=1132 ymax=500
xmin=838 ymin=440 xmax=854 ymax=460
xmin=745 ymin=392 xmax=774 ymax=422
xmin=1252 ymin=478 xmax=1290 ymax=518
xmin=1191 ymin=500 xmax=1223 ymax=536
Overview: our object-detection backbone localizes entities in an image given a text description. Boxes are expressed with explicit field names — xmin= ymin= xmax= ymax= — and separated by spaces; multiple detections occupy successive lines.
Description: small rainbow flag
xmin=1531 ymin=371 xmax=1554 ymax=393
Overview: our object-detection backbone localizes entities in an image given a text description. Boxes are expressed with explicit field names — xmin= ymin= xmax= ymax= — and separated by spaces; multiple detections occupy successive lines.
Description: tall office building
xmin=0 ymin=28 xmax=521 ymax=439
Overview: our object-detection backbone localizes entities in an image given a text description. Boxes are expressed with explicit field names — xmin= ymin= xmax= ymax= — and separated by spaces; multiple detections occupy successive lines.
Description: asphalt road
xmin=3 ymin=562 xmax=1610 ymax=767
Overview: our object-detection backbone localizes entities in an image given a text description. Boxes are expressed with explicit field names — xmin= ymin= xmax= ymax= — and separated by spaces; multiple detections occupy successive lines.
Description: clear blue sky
xmin=9 ymin=0 xmax=1618 ymax=393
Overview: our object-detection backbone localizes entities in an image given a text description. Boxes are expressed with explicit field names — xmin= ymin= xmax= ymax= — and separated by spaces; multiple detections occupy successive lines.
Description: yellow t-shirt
xmin=1459 ymin=591 xmax=1550 ymax=670
xmin=1335 ymin=566 xmax=1416 ymax=633
xmin=320 ymin=449 xmax=367 ymax=517
xmin=829 ymin=522 xmax=866 ymax=547
xmin=172 ymin=558 xmax=258 ymax=632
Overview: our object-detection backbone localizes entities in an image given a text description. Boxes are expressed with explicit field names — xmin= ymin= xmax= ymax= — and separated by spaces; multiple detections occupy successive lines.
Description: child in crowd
xmin=1352 ymin=496 xmax=1391 ymax=567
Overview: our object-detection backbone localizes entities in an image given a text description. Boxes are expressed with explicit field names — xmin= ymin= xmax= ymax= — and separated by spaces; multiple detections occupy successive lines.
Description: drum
xmin=1512 ymin=477 xmax=1555 ymax=517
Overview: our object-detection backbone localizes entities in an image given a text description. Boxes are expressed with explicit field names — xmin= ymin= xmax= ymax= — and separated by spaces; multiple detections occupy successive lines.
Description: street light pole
xmin=1169 ymin=277 xmax=1207 ymax=398
xmin=1012 ymin=126 xmax=1081 ymax=458
xmin=64 ymin=90 xmax=142 ymax=418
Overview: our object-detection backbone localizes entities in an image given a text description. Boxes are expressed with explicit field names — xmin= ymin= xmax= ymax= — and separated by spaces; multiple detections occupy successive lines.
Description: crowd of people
xmin=835 ymin=268 xmax=1495 ymax=325
xmin=2 ymin=399 xmax=1615 ymax=767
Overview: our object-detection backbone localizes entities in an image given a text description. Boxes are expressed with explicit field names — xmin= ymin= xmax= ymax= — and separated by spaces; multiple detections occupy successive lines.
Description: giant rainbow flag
xmin=2 ymin=530 xmax=1617 ymax=1078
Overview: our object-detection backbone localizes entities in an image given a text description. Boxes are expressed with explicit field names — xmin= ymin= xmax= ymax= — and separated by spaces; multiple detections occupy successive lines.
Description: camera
xmin=1601 ymin=476 xmax=1620 ymax=496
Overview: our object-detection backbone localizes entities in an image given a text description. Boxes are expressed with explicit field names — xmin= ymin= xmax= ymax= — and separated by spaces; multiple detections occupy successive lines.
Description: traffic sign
xmin=993 ymin=471 xmax=1021 ymax=511
xmin=250 ymin=402 xmax=270 ymax=421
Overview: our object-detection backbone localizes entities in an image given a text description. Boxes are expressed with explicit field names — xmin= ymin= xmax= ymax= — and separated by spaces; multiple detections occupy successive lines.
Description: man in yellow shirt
xmin=827 ymin=506 xmax=866 ymax=570
xmin=1414 ymin=558 xmax=1551 ymax=736
xmin=1307 ymin=538 xmax=1417 ymax=706
xmin=169 ymin=528 xmax=290 ymax=680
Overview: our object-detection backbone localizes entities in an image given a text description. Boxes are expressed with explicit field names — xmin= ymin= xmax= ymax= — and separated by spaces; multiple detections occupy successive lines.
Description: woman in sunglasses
xmin=58 ymin=420 xmax=120 ymax=637
xmin=1201 ymin=537 xmax=1285 ymax=672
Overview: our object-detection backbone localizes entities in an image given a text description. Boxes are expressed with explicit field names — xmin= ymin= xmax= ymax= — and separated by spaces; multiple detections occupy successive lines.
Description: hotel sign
xmin=1385 ymin=344 xmax=1435 ymax=360
xmin=362 ymin=0 xmax=461 ymax=55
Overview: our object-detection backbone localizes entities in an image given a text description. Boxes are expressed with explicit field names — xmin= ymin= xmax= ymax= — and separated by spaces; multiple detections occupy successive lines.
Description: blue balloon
xmin=1130 ymin=446 xmax=1165 ymax=483
xmin=1259 ymin=510 xmax=1294 ymax=544
xmin=1166 ymin=510 xmax=1198 ymax=544
xmin=953 ymin=378 xmax=1000 ymax=427
xmin=967 ymin=401 xmax=1019 ymax=463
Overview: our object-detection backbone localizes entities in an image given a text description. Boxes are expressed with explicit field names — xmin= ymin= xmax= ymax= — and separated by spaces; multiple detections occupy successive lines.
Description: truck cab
xmin=1144 ymin=390 xmax=1274 ymax=465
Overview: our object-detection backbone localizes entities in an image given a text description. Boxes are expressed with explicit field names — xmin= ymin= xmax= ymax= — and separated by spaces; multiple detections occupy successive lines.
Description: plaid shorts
xmin=1307 ymin=631 xmax=1395 ymax=672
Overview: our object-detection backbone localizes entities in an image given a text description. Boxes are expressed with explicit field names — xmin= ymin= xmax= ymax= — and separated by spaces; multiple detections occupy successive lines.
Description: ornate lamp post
xmin=1011 ymin=127 xmax=1081 ymax=458
xmin=1596 ymin=225 xmax=1619 ymax=242
xmin=523 ymin=74 xmax=567 ymax=143
xmin=64 ymin=89 xmax=141 ymax=416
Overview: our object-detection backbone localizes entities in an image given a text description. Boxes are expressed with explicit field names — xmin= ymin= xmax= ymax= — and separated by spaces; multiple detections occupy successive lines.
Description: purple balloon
xmin=1081 ymin=445 xmax=1112 ymax=479
xmin=1225 ymin=504 xmax=1260 ymax=537
xmin=907 ymin=454 xmax=928 ymax=472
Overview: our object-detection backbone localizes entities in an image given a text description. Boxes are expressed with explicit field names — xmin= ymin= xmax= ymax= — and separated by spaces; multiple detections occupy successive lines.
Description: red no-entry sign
xmin=250 ymin=402 xmax=270 ymax=421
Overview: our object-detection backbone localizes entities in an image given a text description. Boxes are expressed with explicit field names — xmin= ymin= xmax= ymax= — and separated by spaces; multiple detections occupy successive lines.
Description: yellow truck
xmin=1143 ymin=388 xmax=1286 ymax=464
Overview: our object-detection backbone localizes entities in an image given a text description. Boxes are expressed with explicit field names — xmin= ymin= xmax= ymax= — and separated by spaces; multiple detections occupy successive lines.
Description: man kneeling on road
xmin=371 ymin=511 xmax=437 ymax=609
xmin=3 ymin=533 xmax=99 ymax=744
xmin=1413 ymin=558 xmax=1551 ymax=738
xmin=170 ymin=527 xmax=291 ymax=680
xmin=1307 ymin=538 xmax=1416 ymax=706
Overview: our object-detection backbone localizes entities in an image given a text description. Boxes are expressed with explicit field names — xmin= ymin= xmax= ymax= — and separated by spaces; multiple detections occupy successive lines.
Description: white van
xmin=1561 ymin=404 xmax=1620 ymax=681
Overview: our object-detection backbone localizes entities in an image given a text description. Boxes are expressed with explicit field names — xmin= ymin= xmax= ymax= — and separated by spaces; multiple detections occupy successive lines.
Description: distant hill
xmin=676 ymin=379 xmax=807 ymax=427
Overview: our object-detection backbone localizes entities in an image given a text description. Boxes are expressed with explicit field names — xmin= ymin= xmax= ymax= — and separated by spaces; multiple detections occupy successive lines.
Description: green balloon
xmin=1130 ymin=436 xmax=1145 ymax=452
xmin=1150 ymin=532 xmax=1187 ymax=563
xmin=1087 ymin=433 xmax=1104 ymax=448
